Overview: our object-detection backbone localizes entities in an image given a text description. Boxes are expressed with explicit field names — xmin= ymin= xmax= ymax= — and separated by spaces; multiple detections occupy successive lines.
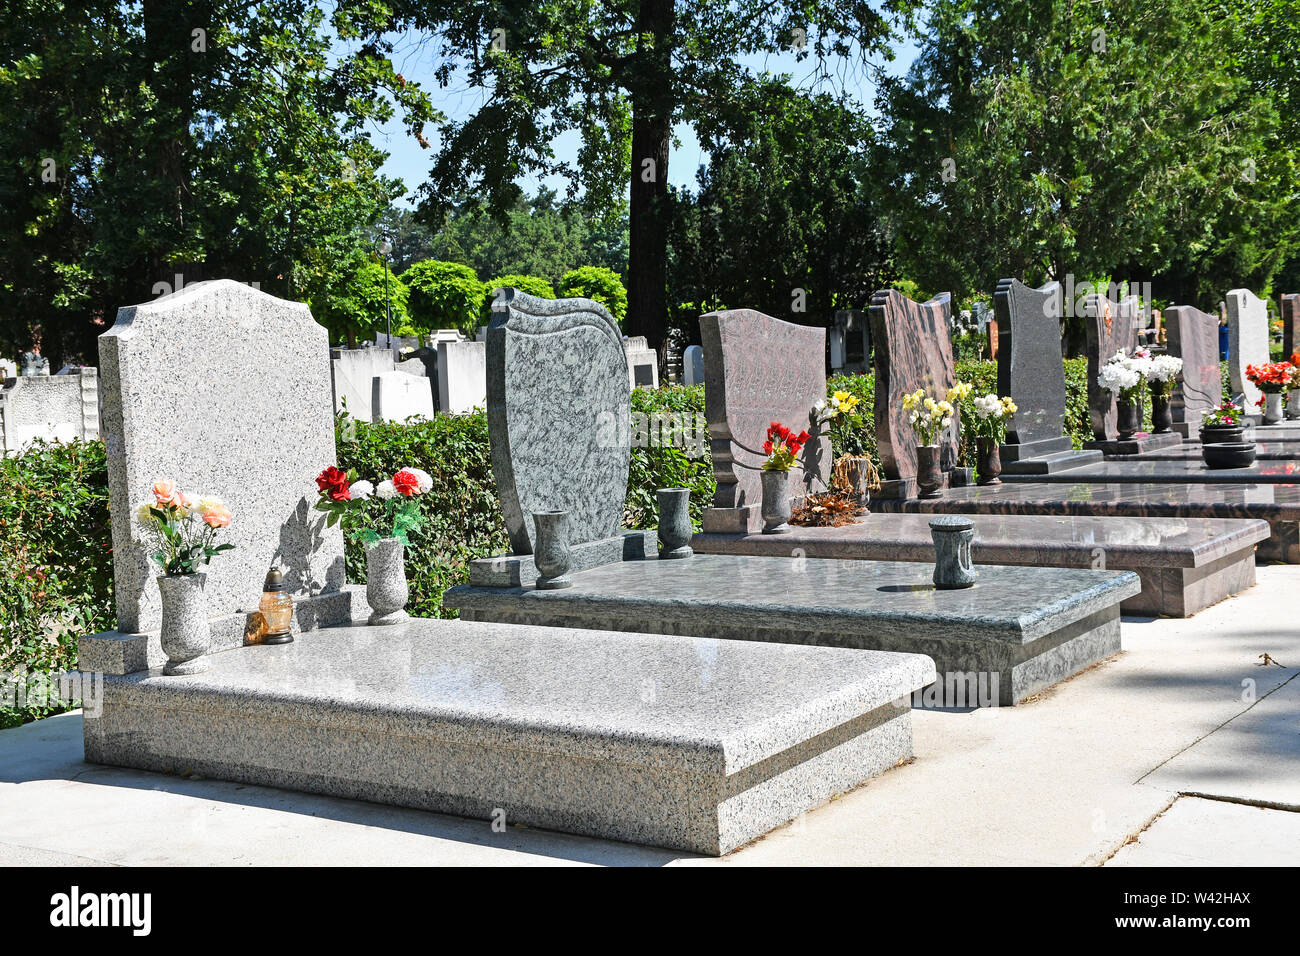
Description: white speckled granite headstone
xmin=699 ymin=309 xmax=829 ymax=508
xmin=487 ymin=288 xmax=630 ymax=554
xmin=100 ymin=280 xmax=345 ymax=632
xmin=1226 ymin=288 xmax=1269 ymax=408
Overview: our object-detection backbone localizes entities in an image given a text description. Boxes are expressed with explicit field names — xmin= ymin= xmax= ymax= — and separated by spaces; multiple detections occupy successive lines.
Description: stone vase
xmin=1200 ymin=424 xmax=1245 ymax=445
xmin=975 ymin=437 xmax=1002 ymax=486
xmin=1116 ymin=397 xmax=1140 ymax=440
xmin=916 ymin=445 xmax=943 ymax=499
xmin=1262 ymin=391 xmax=1284 ymax=425
xmin=656 ymin=488 xmax=693 ymax=559
xmin=366 ymin=537 xmax=410 ymax=625
xmin=759 ymin=469 xmax=792 ymax=534
xmin=158 ymin=573 xmax=211 ymax=675
xmin=1150 ymin=392 xmax=1173 ymax=434
xmin=838 ymin=456 xmax=874 ymax=511
xmin=1287 ymin=389 xmax=1300 ymax=421
xmin=929 ymin=516 xmax=977 ymax=589
xmin=532 ymin=511 xmax=573 ymax=589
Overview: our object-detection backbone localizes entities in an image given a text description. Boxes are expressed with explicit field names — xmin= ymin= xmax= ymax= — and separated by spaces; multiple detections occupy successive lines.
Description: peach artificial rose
xmin=202 ymin=504 xmax=232 ymax=528
xmin=152 ymin=479 xmax=178 ymax=505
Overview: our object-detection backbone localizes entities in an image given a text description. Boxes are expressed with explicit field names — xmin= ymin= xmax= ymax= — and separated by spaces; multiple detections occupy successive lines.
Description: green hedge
xmin=402 ymin=260 xmax=485 ymax=335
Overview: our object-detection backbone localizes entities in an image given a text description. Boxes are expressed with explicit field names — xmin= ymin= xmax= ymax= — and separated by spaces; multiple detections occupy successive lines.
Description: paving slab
xmin=1105 ymin=796 xmax=1300 ymax=867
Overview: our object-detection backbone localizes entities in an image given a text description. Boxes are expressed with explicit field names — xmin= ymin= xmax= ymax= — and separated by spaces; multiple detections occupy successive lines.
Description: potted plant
xmin=1142 ymin=354 xmax=1183 ymax=434
xmin=314 ymin=464 xmax=432 ymax=624
xmin=964 ymin=393 xmax=1018 ymax=485
xmin=759 ymin=421 xmax=809 ymax=534
xmin=1245 ymin=361 xmax=1293 ymax=425
xmin=902 ymin=387 xmax=955 ymax=498
xmin=1096 ymin=349 xmax=1147 ymax=439
xmin=134 ymin=480 xmax=235 ymax=675
xmin=1199 ymin=402 xmax=1247 ymax=445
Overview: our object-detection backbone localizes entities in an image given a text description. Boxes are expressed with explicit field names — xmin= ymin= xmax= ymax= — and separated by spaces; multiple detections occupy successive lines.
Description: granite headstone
xmin=1084 ymin=293 xmax=1140 ymax=441
xmin=699 ymin=309 xmax=829 ymax=512
xmin=624 ymin=336 xmax=659 ymax=389
xmin=330 ymin=347 xmax=396 ymax=421
xmin=99 ymin=280 xmax=345 ymax=632
xmin=487 ymin=288 xmax=631 ymax=555
xmin=1165 ymin=305 xmax=1223 ymax=431
xmin=437 ymin=339 xmax=487 ymax=413
xmin=0 ymin=368 xmax=99 ymax=456
xmin=371 ymin=369 xmax=434 ymax=422
xmin=1226 ymin=288 xmax=1269 ymax=409
xmin=0 ymin=357 xmax=15 ymax=380
xmin=1282 ymin=293 xmax=1298 ymax=363
xmin=868 ymin=289 xmax=959 ymax=479
xmin=995 ymin=279 xmax=1072 ymax=459
xmin=683 ymin=345 xmax=705 ymax=387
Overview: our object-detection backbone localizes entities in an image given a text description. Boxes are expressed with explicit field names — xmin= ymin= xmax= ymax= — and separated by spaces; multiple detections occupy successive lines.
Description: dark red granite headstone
xmin=699 ymin=309 xmax=830 ymax=508
xmin=986 ymin=321 xmax=999 ymax=359
xmin=868 ymin=289 xmax=959 ymax=480
xmin=1084 ymin=294 xmax=1140 ymax=441
xmin=1165 ymin=305 xmax=1223 ymax=428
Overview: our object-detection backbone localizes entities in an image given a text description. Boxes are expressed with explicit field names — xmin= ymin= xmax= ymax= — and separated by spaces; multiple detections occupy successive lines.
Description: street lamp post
xmin=378 ymin=238 xmax=394 ymax=346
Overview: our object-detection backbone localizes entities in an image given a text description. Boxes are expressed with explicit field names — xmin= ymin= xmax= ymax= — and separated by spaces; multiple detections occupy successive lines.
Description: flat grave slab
xmin=692 ymin=513 xmax=1267 ymax=617
xmin=871 ymin=481 xmax=1300 ymax=563
xmin=1083 ymin=432 xmax=1184 ymax=457
xmin=999 ymin=458 xmax=1300 ymax=485
xmin=1107 ymin=441 xmax=1300 ymax=462
xmin=444 ymin=554 xmax=1141 ymax=707
xmin=81 ymin=617 xmax=934 ymax=856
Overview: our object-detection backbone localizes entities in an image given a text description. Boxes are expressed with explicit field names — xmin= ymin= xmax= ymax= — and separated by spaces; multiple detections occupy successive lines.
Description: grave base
xmin=999 ymin=448 xmax=1104 ymax=475
xmin=691 ymin=513 xmax=1266 ymax=618
xmin=1085 ymin=432 xmax=1183 ymax=456
xmin=873 ymin=467 xmax=974 ymax=501
xmin=468 ymin=530 xmax=657 ymax=587
xmin=444 ymin=555 xmax=1141 ymax=707
xmin=80 ymin=618 xmax=934 ymax=856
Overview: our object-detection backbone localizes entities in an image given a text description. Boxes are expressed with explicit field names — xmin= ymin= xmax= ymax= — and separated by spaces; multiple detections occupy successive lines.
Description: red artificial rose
xmin=392 ymin=469 xmax=421 ymax=497
xmin=763 ymin=440 xmax=773 ymax=454
xmin=316 ymin=466 xmax=350 ymax=502
xmin=796 ymin=430 xmax=810 ymax=444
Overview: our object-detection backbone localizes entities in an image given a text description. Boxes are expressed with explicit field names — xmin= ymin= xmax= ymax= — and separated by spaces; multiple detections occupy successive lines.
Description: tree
xmin=558 ymin=266 xmax=629 ymax=326
xmin=667 ymin=78 xmax=894 ymax=331
xmin=0 ymin=1 xmax=436 ymax=365
xmin=403 ymin=260 xmax=485 ymax=334
xmin=875 ymin=0 xmax=1292 ymax=342
xmin=367 ymin=0 xmax=912 ymax=351
xmin=313 ymin=258 xmax=412 ymax=345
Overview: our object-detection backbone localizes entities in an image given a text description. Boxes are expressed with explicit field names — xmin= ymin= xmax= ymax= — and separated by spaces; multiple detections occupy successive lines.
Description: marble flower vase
xmin=975 ymin=437 xmax=1002 ymax=486
xmin=158 ymin=573 xmax=211 ymax=675
xmin=760 ymin=469 xmax=792 ymax=534
xmin=1262 ymin=392 xmax=1284 ymax=426
xmin=656 ymin=488 xmax=693 ymax=559
xmin=916 ymin=445 xmax=943 ymax=499
xmin=366 ymin=537 xmax=410 ymax=625
xmin=1287 ymin=389 xmax=1300 ymax=421
xmin=1116 ymin=397 xmax=1140 ymax=440
xmin=532 ymin=511 xmax=573 ymax=589
xmin=1150 ymin=391 xmax=1173 ymax=434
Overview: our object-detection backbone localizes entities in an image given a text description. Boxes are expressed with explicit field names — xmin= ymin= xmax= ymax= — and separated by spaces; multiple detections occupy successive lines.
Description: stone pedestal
xmin=1084 ymin=432 xmax=1184 ymax=456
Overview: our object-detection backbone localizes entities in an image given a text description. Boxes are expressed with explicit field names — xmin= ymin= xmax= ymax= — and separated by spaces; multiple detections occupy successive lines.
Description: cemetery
xmin=4 ymin=0 xmax=1299 ymax=888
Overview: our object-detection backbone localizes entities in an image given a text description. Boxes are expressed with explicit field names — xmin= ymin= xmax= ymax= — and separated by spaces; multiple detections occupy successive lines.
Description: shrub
xmin=0 ymin=440 xmax=113 ymax=727
xmin=557 ymin=266 xmax=629 ymax=327
xmin=402 ymin=260 xmax=485 ymax=336
xmin=625 ymin=385 xmax=714 ymax=530
xmin=481 ymin=274 xmax=556 ymax=322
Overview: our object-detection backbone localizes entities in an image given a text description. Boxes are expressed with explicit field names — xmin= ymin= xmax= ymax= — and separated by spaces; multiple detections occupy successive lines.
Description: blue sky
xmin=363 ymin=33 xmax=919 ymax=208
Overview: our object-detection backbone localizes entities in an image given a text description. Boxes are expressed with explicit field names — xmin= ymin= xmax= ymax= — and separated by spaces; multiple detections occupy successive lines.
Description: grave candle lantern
xmin=259 ymin=565 xmax=294 ymax=644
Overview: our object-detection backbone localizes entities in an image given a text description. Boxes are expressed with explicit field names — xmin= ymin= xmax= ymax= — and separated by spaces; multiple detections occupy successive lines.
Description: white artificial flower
xmin=351 ymin=480 xmax=374 ymax=500
xmin=405 ymin=467 xmax=433 ymax=493
xmin=376 ymin=480 xmax=397 ymax=500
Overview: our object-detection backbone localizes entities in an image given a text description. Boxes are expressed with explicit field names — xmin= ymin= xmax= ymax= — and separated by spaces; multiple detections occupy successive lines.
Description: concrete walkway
xmin=3 ymin=565 xmax=1297 ymax=866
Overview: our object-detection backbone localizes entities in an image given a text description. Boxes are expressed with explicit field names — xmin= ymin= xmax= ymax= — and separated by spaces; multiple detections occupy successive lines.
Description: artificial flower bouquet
xmin=965 ymin=393 xmax=1018 ymax=443
xmin=1096 ymin=349 xmax=1148 ymax=403
xmin=1201 ymin=402 xmax=1244 ymax=427
xmin=1142 ymin=354 xmax=1184 ymax=398
xmin=314 ymin=465 xmax=433 ymax=546
xmin=135 ymin=479 xmax=235 ymax=576
xmin=902 ymin=387 xmax=954 ymax=446
xmin=1245 ymin=361 xmax=1293 ymax=395
xmin=762 ymin=421 xmax=810 ymax=471
xmin=814 ymin=390 xmax=864 ymax=428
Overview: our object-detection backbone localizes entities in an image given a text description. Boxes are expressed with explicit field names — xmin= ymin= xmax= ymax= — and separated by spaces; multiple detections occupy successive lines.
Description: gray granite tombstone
xmin=1283 ymin=293 xmax=1298 ymax=362
xmin=99 ymin=280 xmax=346 ymax=633
xmin=868 ymin=289 xmax=964 ymax=493
xmin=1165 ymin=304 xmax=1223 ymax=436
xmin=698 ymin=308 xmax=829 ymax=532
xmin=1083 ymin=293 xmax=1140 ymax=442
xmin=1226 ymin=288 xmax=1269 ymax=409
xmin=683 ymin=344 xmax=705 ymax=387
xmin=485 ymin=288 xmax=636 ymax=556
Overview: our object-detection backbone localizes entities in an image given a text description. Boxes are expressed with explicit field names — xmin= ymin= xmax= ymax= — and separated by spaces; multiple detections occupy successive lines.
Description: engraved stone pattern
xmin=1165 ymin=305 xmax=1222 ymax=427
xmin=1085 ymin=294 xmax=1140 ymax=441
xmin=699 ymin=309 xmax=829 ymax=507
xmin=869 ymin=290 xmax=959 ymax=480
xmin=1282 ymin=294 xmax=1298 ymax=361
xmin=996 ymin=279 xmax=1067 ymax=449
xmin=1227 ymin=288 xmax=1269 ymax=408
xmin=100 ymin=280 xmax=345 ymax=632
xmin=487 ymin=289 xmax=630 ymax=554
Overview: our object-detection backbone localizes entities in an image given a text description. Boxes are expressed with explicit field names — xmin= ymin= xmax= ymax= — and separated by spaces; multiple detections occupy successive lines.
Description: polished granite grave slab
xmin=1083 ymin=431 xmax=1183 ymax=457
xmin=871 ymin=481 xmax=1300 ymax=563
xmin=444 ymin=555 xmax=1141 ymax=707
xmin=692 ymin=513 xmax=1267 ymax=617
xmin=999 ymin=458 xmax=1300 ymax=485
xmin=1107 ymin=441 xmax=1300 ymax=462
xmin=81 ymin=617 xmax=935 ymax=856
